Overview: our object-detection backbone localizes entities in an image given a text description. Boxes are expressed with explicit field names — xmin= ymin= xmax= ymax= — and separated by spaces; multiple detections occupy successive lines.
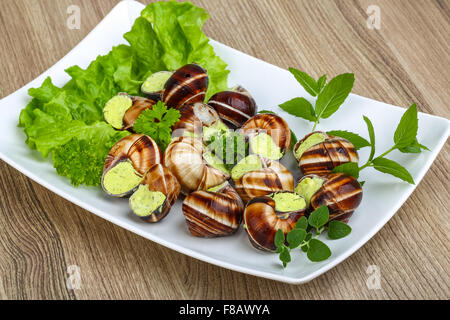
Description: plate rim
xmin=0 ymin=0 xmax=449 ymax=284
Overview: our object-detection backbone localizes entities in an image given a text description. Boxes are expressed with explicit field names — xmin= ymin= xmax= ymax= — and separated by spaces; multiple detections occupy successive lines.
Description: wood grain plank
xmin=0 ymin=0 xmax=448 ymax=299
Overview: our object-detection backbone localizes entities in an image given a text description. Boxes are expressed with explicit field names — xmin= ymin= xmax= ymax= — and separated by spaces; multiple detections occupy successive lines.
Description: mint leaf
xmin=394 ymin=103 xmax=418 ymax=149
xmin=331 ymin=162 xmax=359 ymax=179
xmin=295 ymin=216 xmax=308 ymax=230
xmin=290 ymin=129 xmax=298 ymax=151
xmin=274 ymin=229 xmax=285 ymax=247
xmin=326 ymin=130 xmax=370 ymax=150
xmin=315 ymin=73 xmax=354 ymax=119
xmin=280 ymin=246 xmax=291 ymax=268
xmin=317 ymin=74 xmax=327 ymax=92
xmin=372 ymin=157 xmax=415 ymax=184
xmin=288 ymin=67 xmax=320 ymax=97
xmin=328 ymin=220 xmax=352 ymax=239
xmin=279 ymin=97 xmax=316 ymax=121
xmin=307 ymin=239 xmax=331 ymax=262
xmin=398 ymin=138 xmax=429 ymax=154
xmin=363 ymin=116 xmax=376 ymax=161
xmin=308 ymin=205 xmax=329 ymax=229
xmin=287 ymin=228 xmax=306 ymax=249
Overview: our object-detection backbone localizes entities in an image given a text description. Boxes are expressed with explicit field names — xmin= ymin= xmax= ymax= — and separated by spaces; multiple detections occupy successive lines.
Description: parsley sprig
xmin=275 ymin=205 xmax=351 ymax=267
xmin=329 ymin=103 xmax=429 ymax=184
xmin=133 ymin=101 xmax=180 ymax=151
xmin=279 ymin=67 xmax=355 ymax=131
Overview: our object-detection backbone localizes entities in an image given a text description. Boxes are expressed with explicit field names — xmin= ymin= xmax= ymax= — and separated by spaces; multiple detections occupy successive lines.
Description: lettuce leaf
xmin=18 ymin=1 xmax=229 ymax=187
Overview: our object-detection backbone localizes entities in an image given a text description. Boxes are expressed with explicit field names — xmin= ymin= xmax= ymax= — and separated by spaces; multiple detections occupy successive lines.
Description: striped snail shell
xmin=163 ymin=136 xmax=230 ymax=195
xmin=243 ymin=193 xmax=306 ymax=252
xmin=130 ymin=164 xmax=181 ymax=223
xmin=102 ymin=134 xmax=162 ymax=197
xmin=182 ymin=182 xmax=244 ymax=237
xmin=294 ymin=131 xmax=358 ymax=176
xmin=310 ymin=173 xmax=363 ymax=223
xmin=208 ymin=86 xmax=257 ymax=128
xmin=233 ymin=156 xmax=294 ymax=203
xmin=163 ymin=64 xmax=209 ymax=109
xmin=171 ymin=102 xmax=221 ymax=139
xmin=122 ymin=95 xmax=156 ymax=130
xmin=241 ymin=113 xmax=291 ymax=159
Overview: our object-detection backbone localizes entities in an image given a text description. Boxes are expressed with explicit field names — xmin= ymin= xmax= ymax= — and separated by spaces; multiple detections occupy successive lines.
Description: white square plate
xmin=0 ymin=1 xmax=448 ymax=284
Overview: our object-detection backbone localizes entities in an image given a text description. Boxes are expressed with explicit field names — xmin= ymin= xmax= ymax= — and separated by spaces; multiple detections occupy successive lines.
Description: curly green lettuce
xmin=18 ymin=1 xmax=229 ymax=187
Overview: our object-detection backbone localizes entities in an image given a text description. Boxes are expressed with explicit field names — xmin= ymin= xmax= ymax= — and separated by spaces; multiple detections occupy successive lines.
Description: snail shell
xmin=102 ymin=134 xmax=161 ymax=197
xmin=172 ymin=102 xmax=221 ymax=139
xmin=244 ymin=194 xmax=305 ymax=252
xmin=122 ymin=95 xmax=156 ymax=130
xmin=163 ymin=136 xmax=230 ymax=195
xmin=182 ymin=182 xmax=244 ymax=237
xmin=130 ymin=164 xmax=181 ymax=223
xmin=241 ymin=113 xmax=291 ymax=157
xmin=163 ymin=64 xmax=209 ymax=109
xmin=310 ymin=173 xmax=363 ymax=223
xmin=294 ymin=131 xmax=358 ymax=176
xmin=208 ymin=86 xmax=257 ymax=128
xmin=234 ymin=158 xmax=294 ymax=203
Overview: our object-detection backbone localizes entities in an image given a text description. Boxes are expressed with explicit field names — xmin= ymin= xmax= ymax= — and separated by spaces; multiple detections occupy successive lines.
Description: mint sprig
xmin=276 ymin=206 xmax=346 ymax=268
xmin=331 ymin=103 xmax=428 ymax=184
xmin=280 ymin=68 xmax=355 ymax=131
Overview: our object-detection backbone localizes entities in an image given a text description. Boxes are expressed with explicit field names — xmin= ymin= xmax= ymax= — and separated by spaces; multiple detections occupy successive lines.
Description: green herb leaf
xmin=394 ymin=103 xmax=418 ymax=149
xmin=287 ymin=228 xmax=306 ymax=249
xmin=317 ymin=74 xmax=327 ymax=92
xmin=328 ymin=220 xmax=352 ymax=239
xmin=363 ymin=116 xmax=376 ymax=161
xmin=398 ymin=138 xmax=429 ymax=153
xmin=315 ymin=73 xmax=354 ymax=119
xmin=308 ymin=205 xmax=329 ymax=229
xmin=331 ymin=162 xmax=360 ymax=179
xmin=133 ymin=101 xmax=180 ymax=151
xmin=360 ymin=181 xmax=366 ymax=186
xmin=307 ymin=239 xmax=331 ymax=262
xmin=290 ymin=130 xmax=298 ymax=151
xmin=372 ymin=157 xmax=415 ymax=184
xmin=326 ymin=130 xmax=370 ymax=150
xmin=258 ymin=110 xmax=275 ymax=114
xmin=288 ymin=67 xmax=320 ymax=97
xmin=301 ymin=234 xmax=312 ymax=252
xmin=279 ymin=97 xmax=316 ymax=122
xmin=295 ymin=216 xmax=308 ymax=230
xmin=274 ymin=229 xmax=285 ymax=248
xmin=280 ymin=246 xmax=291 ymax=268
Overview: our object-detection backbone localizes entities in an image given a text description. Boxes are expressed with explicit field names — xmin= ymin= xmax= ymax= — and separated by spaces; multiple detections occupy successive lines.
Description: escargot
xmin=295 ymin=173 xmax=363 ymax=223
xmin=101 ymin=134 xmax=161 ymax=197
xmin=129 ymin=164 xmax=181 ymax=223
xmin=103 ymin=93 xmax=156 ymax=130
xmin=163 ymin=63 xmax=209 ymax=109
xmin=208 ymin=86 xmax=257 ymax=128
xmin=240 ymin=113 xmax=291 ymax=160
xmin=141 ymin=71 xmax=174 ymax=100
xmin=163 ymin=136 xmax=230 ymax=194
xmin=231 ymin=155 xmax=294 ymax=203
xmin=243 ymin=192 xmax=306 ymax=251
xmin=293 ymin=131 xmax=358 ymax=176
xmin=182 ymin=182 xmax=244 ymax=237
xmin=171 ymin=102 xmax=228 ymax=143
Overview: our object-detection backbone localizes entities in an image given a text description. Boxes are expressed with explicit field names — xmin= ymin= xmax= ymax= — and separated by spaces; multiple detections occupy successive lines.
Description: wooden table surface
xmin=0 ymin=0 xmax=449 ymax=300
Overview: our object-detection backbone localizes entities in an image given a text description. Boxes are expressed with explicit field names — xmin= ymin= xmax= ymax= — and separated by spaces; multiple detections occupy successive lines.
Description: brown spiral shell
xmin=241 ymin=113 xmax=291 ymax=156
xmin=131 ymin=164 xmax=181 ymax=223
xmin=171 ymin=102 xmax=221 ymax=139
xmin=294 ymin=131 xmax=358 ymax=176
xmin=162 ymin=64 xmax=209 ymax=109
xmin=163 ymin=136 xmax=230 ymax=195
xmin=182 ymin=182 xmax=244 ymax=237
xmin=102 ymin=134 xmax=162 ymax=197
xmin=234 ymin=158 xmax=294 ymax=203
xmin=243 ymin=195 xmax=305 ymax=252
xmin=208 ymin=86 xmax=257 ymax=128
xmin=122 ymin=95 xmax=156 ymax=130
xmin=310 ymin=173 xmax=363 ymax=223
